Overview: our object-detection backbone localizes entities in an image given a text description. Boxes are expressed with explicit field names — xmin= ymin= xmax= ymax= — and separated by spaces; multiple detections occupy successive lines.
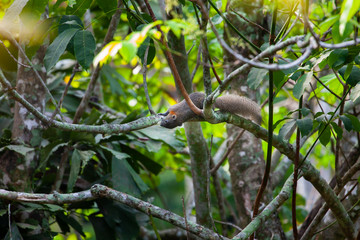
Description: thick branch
xmin=0 ymin=185 xmax=228 ymax=240
xmin=91 ymin=185 xmax=228 ymax=240
xmin=0 ymin=69 xmax=160 ymax=133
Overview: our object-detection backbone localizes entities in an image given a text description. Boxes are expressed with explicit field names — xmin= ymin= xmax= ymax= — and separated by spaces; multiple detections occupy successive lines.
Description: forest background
xmin=0 ymin=0 xmax=360 ymax=239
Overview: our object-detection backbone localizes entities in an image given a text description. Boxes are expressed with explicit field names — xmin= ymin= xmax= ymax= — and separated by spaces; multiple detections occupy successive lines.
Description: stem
xmin=251 ymin=2 xmax=277 ymax=239
xmin=292 ymin=95 xmax=302 ymax=239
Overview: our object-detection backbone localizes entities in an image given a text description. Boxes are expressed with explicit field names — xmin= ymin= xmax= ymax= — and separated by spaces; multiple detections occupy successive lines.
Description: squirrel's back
xmin=160 ymin=92 xmax=261 ymax=128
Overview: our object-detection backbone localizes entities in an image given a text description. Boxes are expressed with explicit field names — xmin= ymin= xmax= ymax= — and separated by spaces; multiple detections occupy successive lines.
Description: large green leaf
xmin=278 ymin=120 xmax=296 ymax=139
xmin=56 ymin=212 xmax=85 ymax=237
xmin=137 ymin=125 xmax=185 ymax=152
xmin=296 ymin=118 xmax=313 ymax=137
xmin=58 ymin=15 xmax=84 ymax=54
xmin=293 ymin=72 xmax=312 ymax=99
xmin=339 ymin=65 xmax=360 ymax=87
xmin=0 ymin=145 xmax=34 ymax=156
xmin=67 ymin=149 xmax=81 ymax=192
xmin=44 ymin=28 xmax=79 ymax=72
xmin=330 ymin=122 xmax=343 ymax=139
xmin=137 ymin=37 xmax=156 ymax=65
xmin=101 ymin=65 xmax=124 ymax=95
xmin=247 ymin=68 xmax=268 ymax=90
xmin=4 ymin=222 xmax=23 ymax=240
xmin=66 ymin=0 xmax=92 ymax=17
xmin=319 ymin=123 xmax=331 ymax=146
xmin=39 ymin=141 xmax=67 ymax=170
xmin=66 ymin=149 xmax=95 ymax=192
xmin=340 ymin=0 xmax=360 ymax=35
xmin=119 ymin=41 xmax=138 ymax=63
xmin=74 ymin=30 xmax=96 ymax=69
xmin=119 ymin=143 xmax=163 ymax=175
xmin=112 ymin=156 xmax=148 ymax=197
xmin=20 ymin=0 xmax=47 ymax=20
xmin=96 ymin=0 xmax=117 ymax=17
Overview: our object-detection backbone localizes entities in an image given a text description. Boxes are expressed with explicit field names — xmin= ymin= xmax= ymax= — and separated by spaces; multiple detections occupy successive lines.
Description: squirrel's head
xmin=160 ymin=110 xmax=182 ymax=129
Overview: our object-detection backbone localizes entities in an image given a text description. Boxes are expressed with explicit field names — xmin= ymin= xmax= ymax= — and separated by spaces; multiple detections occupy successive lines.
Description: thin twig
xmin=190 ymin=45 xmax=202 ymax=82
xmin=51 ymin=63 xmax=80 ymax=120
xmin=213 ymin=219 xmax=242 ymax=232
xmin=142 ymin=46 xmax=156 ymax=115
xmin=7 ymin=33 xmax=65 ymax=121
xmin=313 ymin=74 xmax=342 ymax=100
xmin=0 ymin=40 xmax=31 ymax=68
xmin=230 ymin=9 xmax=270 ymax=34
xmin=8 ymin=204 xmax=11 ymax=240
xmin=144 ymin=0 xmax=203 ymax=116
xmin=210 ymin=129 xmax=245 ymax=174
xmin=335 ymin=84 xmax=348 ymax=186
xmin=182 ymin=196 xmax=191 ymax=240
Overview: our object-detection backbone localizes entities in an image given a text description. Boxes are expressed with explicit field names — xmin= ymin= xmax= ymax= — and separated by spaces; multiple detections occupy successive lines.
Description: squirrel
xmin=159 ymin=92 xmax=261 ymax=129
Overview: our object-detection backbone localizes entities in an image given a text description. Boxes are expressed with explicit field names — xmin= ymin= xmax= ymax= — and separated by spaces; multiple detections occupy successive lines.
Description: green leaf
xmin=319 ymin=123 xmax=331 ymax=146
xmin=319 ymin=15 xmax=339 ymax=34
xmin=74 ymin=30 xmax=96 ymax=69
xmin=119 ymin=144 xmax=162 ymax=175
xmin=273 ymin=70 xmax=286 ymax=90
xmin=293 ymin=72 xmax=312 ymax=99
xmin=331 ymin=122 xmax=343 ymax=139
xmin=40 ymin=141 xmax=67 ymax=170
xmin=101 ymin=66 xmax=124 ymax=95
xmin=345 ymin=114 xmax=360 ymax=131
xmin=296 ymin=118 xmax=313 ymax=137
xmin=20 ymin=0 xmax=47 ymax=20
xmin=119 ymin=41 xmax=138 ymax=63
xmin=56 ymin=212 xmax=85 ymax=237
xmin=66 ymin=0 xmax=92 ymax=17
xmin=247 ymin=68 xmax=268 ymax=90
xmin=332 ymin=20 xmax=353 ymax=43
xmin=137 ymin=37 xmax=156 ymax=65
xmin=96 ymin=0 xmax=117 ymax=17
xmin=0 ymin=145 xmax=34 ymax=156
xmin=339 ymin=65 xmax=360 ymax=86
xmin=67 ymin=149 xmax=81 ymax=192
xmin=340 ymin=0 xmax=360 ymax=35
xmin=59 ymin=15 xmax=84 ymax=54
xmin=350 ymin=83 xmax=360 ymax=102
xmin=273 ymin=117 xmax=292 ymax=130
xmin=44 ymin=28 xmax=79 ymax=72
xmin=328 ymin=49 xmax=348 ymax=70
xmin=278 ymin=120 xmax=296 ymax=139
xmin=137 ymin=125 xmax=185 ymax=152
xmin=4 ymin=222 xmax=23 ymax=240
xmin=340 ymin=115 xmax=353 ymax=131
xmin=16 ymin=223 xmax=39 ymax=230
xmin=112 ymin=156 xmax=148 ymax=196
xmin=67 ymin=149 xmax=94 ymax=192
xmin=301 ymin=108 xmax=311 ymax=117
xmin=100 ymin=146 xmax=130 ymax=160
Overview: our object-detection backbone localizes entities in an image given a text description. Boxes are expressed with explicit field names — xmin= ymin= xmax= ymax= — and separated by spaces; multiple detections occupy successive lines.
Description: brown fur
xmin=160 ymin=92 xmax=261 ymax=128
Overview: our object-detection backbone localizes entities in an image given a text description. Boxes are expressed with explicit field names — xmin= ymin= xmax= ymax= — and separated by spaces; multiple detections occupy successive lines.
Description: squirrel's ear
xmin=158 ymin=110 xmax=169 ymax=116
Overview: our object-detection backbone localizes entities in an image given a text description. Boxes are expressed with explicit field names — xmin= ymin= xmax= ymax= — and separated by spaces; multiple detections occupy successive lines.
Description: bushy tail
xmin=215 ymin=95 xmax=262 ymax=124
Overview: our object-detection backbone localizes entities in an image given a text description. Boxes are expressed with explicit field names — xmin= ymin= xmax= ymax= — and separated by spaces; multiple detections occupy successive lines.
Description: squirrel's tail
xmin=215 ymin=95 xmax=262 ymax=124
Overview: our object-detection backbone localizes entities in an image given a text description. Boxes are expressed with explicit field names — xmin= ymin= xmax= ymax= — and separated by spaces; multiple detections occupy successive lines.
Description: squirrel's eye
xmin=172 ymin=115 xmax=177 ymax=120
